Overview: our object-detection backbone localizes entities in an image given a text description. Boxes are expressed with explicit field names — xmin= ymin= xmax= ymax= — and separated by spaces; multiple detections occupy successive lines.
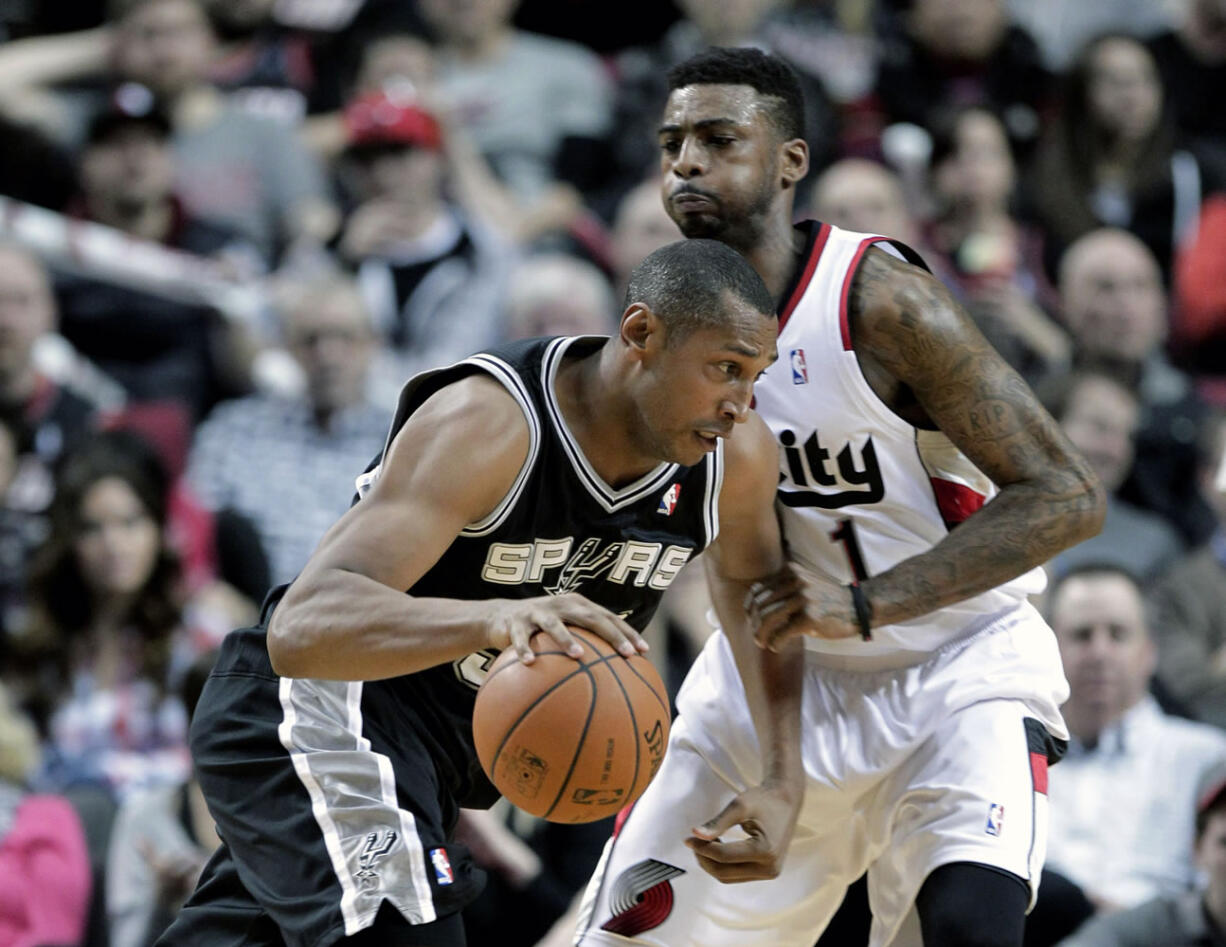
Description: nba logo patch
xmin=986 ymin=803 xmax=1005 ymax=837
xmin=790 ymin=348 xmax=808 ymax=385
xmin=430 ymin=847 xmax=454 ymax=886
xmin=657 ymin=483 xmax=681 ymax=515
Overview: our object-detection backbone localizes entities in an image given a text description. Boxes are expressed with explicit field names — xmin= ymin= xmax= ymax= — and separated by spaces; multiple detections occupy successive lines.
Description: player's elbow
xmin=1069 ymin=466 xmax=1108 ymax=544
xmin=266 ymin=585 xmax=320 ymax=678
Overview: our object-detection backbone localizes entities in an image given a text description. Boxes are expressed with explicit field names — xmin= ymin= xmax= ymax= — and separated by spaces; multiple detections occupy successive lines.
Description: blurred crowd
xmin=0 ymin=0 xmax=1224 ymax=945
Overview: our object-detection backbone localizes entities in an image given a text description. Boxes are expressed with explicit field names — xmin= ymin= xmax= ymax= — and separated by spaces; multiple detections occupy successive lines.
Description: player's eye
xmin=660 ymin=138 xmax=680 ymax=154
xmin=709 ymin=136 xmax=736 ymax=147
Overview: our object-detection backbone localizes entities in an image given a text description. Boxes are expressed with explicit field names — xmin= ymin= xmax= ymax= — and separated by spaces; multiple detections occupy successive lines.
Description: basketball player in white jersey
xmin=573 ymin=48 xmax=1106 ymax=947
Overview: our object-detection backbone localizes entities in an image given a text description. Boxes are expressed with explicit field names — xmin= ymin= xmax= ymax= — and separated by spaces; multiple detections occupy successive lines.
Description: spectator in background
xmin=0 ymin=681 xmax=92 ymax=947
xmin=1007 ymin=0 xmax=1182 ymax=71
xmin=0 ymin=0 xmax=338 ymax=263
xmin=925 ymin=106 xmax=1069 ymax=386
xmin=1056 ymin=760 xmax=1226 ymax=947
xmin=608 ymin=178 xmax=681 ymax=299
xmin=1034 ymin=565 xmax=1226 ymax=941
xmin=106 ymin=650 xmax=219 ymax=947
xmin=0 ymin=244 xmax=102 ymax=481
xmin=416 ymin=0 xmax=614 ymax=209
xmin=187 ymin=278 xmax=387 ymax=586
xmin=5 ymin=431 xmax=237 ymax=797
xmin=873 ymin=0 xmax=1052 ymax=159
xmin=111 ymin=0 xmax=337 ymax=263
xmin=1058 ymin=228 xmax=1211 ymax=545
xmin=336 ymin=87 xmax=515 ymax=395
xmin=1148 ymin=0 xmax=1226 ymax=155
xmin=504 ymin=254 xmax=616 ymax=341
xmin=1148 ymin=413 xmax=1226 ymax=728
xmin=54 ymin=97 xmax=256 ymax=422
xmin=1031 ymin=33 xmax=1225 ymax=282
xmin=805 ymin=157 xmax=927 ymax=248
xmin=1043 ymin=371 xmax=1183 ymax=580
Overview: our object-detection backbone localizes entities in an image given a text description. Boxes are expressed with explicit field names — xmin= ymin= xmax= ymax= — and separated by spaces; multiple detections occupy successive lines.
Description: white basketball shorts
xmin=573 ymin=602 xmax=1069 ymax=947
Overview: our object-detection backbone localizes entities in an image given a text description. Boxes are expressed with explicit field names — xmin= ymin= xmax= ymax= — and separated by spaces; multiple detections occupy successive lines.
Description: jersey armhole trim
xmin=460 ymin=354 xmax=541 ymax=537
xmin=702 ymin=439 xmax=725 ymax=548
xmin=779 ymin=222 xmax=831 ymax=333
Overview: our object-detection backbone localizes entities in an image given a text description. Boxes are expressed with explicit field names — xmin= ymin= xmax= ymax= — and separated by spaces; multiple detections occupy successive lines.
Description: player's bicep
xmin=855 ymin=250 xmax=1079 ymax=488
xmin=707 ymin=414 xmax=785 ymax=583
xmin=300 ymin=376 xmax=531 ymax=593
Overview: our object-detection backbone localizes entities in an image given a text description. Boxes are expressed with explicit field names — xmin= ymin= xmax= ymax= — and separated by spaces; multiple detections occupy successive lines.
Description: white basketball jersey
xmin=754 ymin=221 xmax=1046 ymax=658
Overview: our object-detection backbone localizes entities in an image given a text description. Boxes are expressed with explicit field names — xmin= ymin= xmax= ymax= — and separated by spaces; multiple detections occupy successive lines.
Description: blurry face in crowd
xmin=1087 ymin=37 xmax=1163 ymax=143
xmin=1200 ymin=420 xmax=1226 ymax=526
xmin=205 ymin=0 xmax=275 ymax=33
xmin=115 ymin=0 xmax=216 ymax=97
xmin=1060 ymin=231 xmax=1165 ymax=365
xmin=417 ymin=0 xmax=518 ymax=48
xmin=675 ymin=0 xmax=782 ymax=42
xmin=0 ymin=248 xmax=54 ymax=386
xmin=1191 ymin=0 xmax=1226 ymax=60
xmin=358 ymin=36 xmax=436 ymax=94
xmin=354 ymin=144 xmax=445 ymax=205
xmin=1059 ymin=376 xmax=1139 ymax=495
xmin=80 ymin=126 xmax=175 ymax=214
xmin=506 ymin=257 xmax=615 ymax=340
xmin=284 ymin=288 xmax=375 ymax=417
xmin=1197 ymin=809 xmax=1226 ymax=896
xmin=611 ymin=182 xmax=682 ymax=290
xmin=74 ymin=476 xmax=162 ymax=599
xmin=810 ymin=159 xmax=916 ymax=243
xmin=659 ymin=84 xmax=788 ymax=254
xmin=933 ymin=110 xmax=1015 ymax=213
xmin=1051 ymin=572 xmax=1156 ymax=736
xmin=910 ymin=0 xmax=1007 ymax=62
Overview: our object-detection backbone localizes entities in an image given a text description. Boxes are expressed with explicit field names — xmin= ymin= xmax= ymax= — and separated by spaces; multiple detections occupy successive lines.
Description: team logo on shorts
xmin=355 ymin=829 xmax=399 ymax=887
xmin=790 ymin=348 xmax=808 ymax=385
xmin=601 ymin=858 xmax=685 ymax=936
xmin=430 ymin=847 xmax=455 ymax=886
xmin=986 ymin=803 xmax=1005 ymax=837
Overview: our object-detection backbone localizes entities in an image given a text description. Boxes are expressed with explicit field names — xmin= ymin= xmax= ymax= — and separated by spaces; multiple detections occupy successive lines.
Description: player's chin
xmin=675 ymin=213 xmax=725 ymax=239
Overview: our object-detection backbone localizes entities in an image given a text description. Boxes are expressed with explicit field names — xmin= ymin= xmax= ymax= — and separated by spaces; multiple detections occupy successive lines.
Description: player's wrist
xmin=847 ymin=583 xmax=873 ymax=642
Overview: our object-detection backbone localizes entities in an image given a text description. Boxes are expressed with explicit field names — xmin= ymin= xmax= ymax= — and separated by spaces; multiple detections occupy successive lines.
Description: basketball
xmin=472 ymin=625 xmax=671 ymax=824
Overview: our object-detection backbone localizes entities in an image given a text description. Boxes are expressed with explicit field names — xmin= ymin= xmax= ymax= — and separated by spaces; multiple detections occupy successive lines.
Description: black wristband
xmin=849 ymin=583 xmax=873 ymax=642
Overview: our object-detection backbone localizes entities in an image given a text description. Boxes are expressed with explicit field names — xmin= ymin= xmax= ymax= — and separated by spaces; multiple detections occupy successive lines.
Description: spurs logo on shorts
xmin=354 ymin=829 xmax=399 ymax=888
xmin=601 ymin=858 xmax=685 ymax=936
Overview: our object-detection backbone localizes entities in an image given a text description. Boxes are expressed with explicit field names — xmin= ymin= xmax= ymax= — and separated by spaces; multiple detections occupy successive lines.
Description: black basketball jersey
xmin=356 ymin=335 xmax=725 ymax=807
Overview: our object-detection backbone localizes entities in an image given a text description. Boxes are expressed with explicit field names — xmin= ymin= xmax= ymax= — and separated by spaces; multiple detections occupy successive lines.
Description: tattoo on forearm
xmin=849 ymin=249 xmax=1106 ymax=624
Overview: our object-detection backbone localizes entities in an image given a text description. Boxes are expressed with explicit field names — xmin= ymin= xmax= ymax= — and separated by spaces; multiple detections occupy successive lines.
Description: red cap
xmin=343 ymin=91 xmax=442 ymax=150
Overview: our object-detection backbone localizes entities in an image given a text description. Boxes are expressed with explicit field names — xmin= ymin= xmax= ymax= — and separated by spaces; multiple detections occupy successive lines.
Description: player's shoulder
xmin=719 ymin=412 xmax=778 ymax=496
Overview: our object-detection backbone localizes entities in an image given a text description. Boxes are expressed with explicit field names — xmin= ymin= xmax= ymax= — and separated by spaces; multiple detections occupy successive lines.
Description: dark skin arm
xmin=754 ymin=248 xmax=1106 ymax=646
xmin=685 ymin=412 xmax=805 ymax=883
xmin=267 ymin=374 xmax=647 ymax=680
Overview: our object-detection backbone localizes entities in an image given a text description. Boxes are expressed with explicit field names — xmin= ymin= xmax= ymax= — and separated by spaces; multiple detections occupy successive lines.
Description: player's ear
xmin=620 ymin=302 xmax=662 ymax=357
xmin=780 ymin=138 xmax=809 ymax=191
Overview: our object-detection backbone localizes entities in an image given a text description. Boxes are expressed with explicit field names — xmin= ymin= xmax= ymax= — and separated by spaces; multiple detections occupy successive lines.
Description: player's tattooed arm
xmin=848 ymin=247 xmax=1106 ymax=626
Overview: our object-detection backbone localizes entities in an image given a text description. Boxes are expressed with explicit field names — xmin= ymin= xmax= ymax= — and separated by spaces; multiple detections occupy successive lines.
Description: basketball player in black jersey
xmin=158 ymin=238 xmax=808 ymax=947
xmin=571 ymin=49 xmax=1105 ymax=947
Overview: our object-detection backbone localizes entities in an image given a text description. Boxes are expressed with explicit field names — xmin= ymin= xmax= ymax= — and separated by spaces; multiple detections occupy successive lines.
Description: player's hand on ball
xmin=684 ymin=778 xmax=803 ymax=883
xmin=747 ymin=564 xmax=860 ymax=651
xmin=483 ymin=593 xmax=649 ymax=664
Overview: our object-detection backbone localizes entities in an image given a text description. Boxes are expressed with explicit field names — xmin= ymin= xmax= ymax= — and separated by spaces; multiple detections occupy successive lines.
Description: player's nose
xmin=672 ymin=138 xmax=707 ymax=177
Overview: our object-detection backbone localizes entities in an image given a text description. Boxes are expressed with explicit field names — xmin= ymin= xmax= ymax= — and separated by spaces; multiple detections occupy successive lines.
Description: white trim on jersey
xmin=703 ymin=440 xmax=724 ymax=548
xmin=460 ymin=353 xmax=542 ymax=536
xmin=541 ymin=337 xmax=679 ymax=513
xmin=277 ymin=677 xmax=438 ymax=934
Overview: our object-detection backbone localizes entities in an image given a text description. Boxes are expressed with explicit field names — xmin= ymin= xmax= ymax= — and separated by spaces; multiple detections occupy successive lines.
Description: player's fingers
xmin=691 ymin=798 xmax=746 ymax=841
xmin=533 ymin=613 xmax=584 ymax=659
xmin=570 ymin=599 xmax=647 ymax=658
xmin=688 ymin=847 xmax=781 ymax=883
xmin=686 ymin=836 xmax=769 ymax=865
xmin=753 ymin=603 xmax=806 ymax=651
xmin=505 ymin=618 xmax=537 ymax=664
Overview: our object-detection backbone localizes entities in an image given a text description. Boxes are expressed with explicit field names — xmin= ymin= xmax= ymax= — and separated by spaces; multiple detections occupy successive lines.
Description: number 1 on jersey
xmin=830 ymin=518 xmax=869 ymax=582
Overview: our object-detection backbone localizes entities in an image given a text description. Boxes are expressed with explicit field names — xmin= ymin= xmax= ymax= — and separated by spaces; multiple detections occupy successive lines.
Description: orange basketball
xmin=472 ymin=625 xmax=671 ymax=824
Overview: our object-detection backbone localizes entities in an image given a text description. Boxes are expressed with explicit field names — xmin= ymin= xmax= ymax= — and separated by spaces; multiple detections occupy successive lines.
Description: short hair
xmin=667 ymin=47 xmax=805 ymax=143
xmin=624 ymin=239 xmax=775 ymax=341
xmin=1045 ymin=561 xmax=1147 ymax=622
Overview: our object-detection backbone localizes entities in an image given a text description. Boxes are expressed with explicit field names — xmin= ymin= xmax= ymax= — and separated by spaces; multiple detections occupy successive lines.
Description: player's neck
xmin=741 ymin=223 xmax=809 ymax=310
xmin=556 ymin=344 xmax=660 ymax=487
